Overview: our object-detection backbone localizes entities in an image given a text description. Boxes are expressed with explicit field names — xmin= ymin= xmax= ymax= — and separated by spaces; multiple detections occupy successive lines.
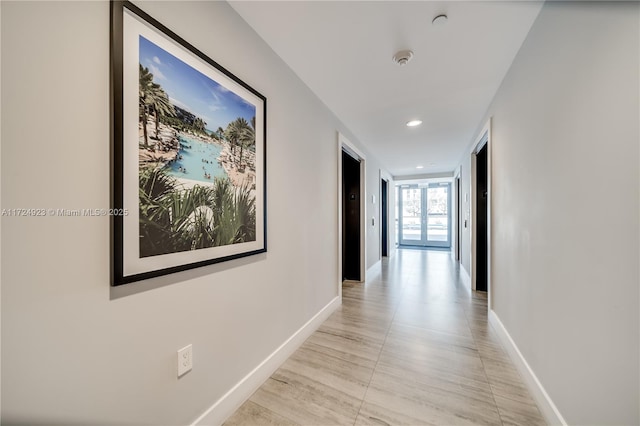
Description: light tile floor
xmin=225 ymin=249 xmax=546 ymax=425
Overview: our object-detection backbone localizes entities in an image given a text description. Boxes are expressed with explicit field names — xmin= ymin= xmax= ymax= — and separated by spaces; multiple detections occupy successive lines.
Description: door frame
xmin=337 ymin=132 xmax=366 ymax=296
xmin=379 ymin=173 xmax=391 ymax=259
xmin=470 ymin=119 xmax=492 ymax=306
xmin=380 ymin=169 xmax=395 ymax=259
xmin=454 ymin=166 xmax=462 ymax=261
xmin=397 ymin=183 xmax=452 ymax=248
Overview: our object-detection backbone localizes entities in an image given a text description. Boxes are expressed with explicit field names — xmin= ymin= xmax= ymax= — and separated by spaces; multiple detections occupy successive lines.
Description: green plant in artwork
xmin=139 ymin=167 xmax=256 ymax=257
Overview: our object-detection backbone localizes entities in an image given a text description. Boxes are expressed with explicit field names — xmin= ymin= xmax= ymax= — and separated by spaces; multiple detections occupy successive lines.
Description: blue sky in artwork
xmin=139 ymin=36 xmax=256 ymax=132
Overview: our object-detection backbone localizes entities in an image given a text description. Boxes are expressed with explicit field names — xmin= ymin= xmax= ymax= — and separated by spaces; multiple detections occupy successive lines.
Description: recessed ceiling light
xmin=416 ymin=165 xmax=424 ymax=169
xmin=432 ymin=14 xmax=448 ymax=26
xmin=406 ymin=120 xmax=422 ymax=127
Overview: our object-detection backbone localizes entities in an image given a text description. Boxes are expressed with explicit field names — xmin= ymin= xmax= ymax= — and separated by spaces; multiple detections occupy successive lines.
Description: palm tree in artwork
xmin=147 ymin=83 xmax=175 ymax=140
xmin=216 ymin=127 xmax=225 ymax=142
xmin=225 ymin=118 xmax=253 ymax=167
xmin=193 ymin=117 xmax=207 ymax=134
xmin=237 ymin=118 xmax=255 ymax=169
xmin=224 ymin=119 xmax=242 ymax=156
xmin=139 ymin=65 xmax=154 ymax=148
xmin=139 ymin=64 xmax=175 ymax=148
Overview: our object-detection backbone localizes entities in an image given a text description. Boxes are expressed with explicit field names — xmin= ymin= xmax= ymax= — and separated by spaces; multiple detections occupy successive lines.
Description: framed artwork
xmin=111 ymin=1 xmax=267 ymax=285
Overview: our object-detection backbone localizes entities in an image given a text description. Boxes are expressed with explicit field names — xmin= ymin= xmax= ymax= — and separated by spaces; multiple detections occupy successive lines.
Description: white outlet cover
xmin=177 ymin=344 xmax=193 ymax=377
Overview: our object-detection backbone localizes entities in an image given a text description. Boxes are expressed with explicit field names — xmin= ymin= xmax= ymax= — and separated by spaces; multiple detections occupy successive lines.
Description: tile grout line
xmin=351 ymin=267 xmax=407 ymax=426
xmin=461 ymin=298 xmax=508 ymax=426
xmin=478 ymin=313 xmax=548 ymax=420
xmin=226 ymin=251 xmax=546 ymax=425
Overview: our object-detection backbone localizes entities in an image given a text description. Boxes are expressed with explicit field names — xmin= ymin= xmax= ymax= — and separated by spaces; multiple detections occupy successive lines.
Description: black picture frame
xmin=111 ymin=1 xmax=267 ymax=286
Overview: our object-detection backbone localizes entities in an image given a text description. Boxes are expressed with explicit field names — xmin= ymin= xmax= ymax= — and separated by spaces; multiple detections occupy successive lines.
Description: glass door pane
xmin=395 ymin=185 xmax=399 ymax=245
xmin=399 ymin=186 xmax=426 ymax=245
xmin=426 ymin=183 xmax=451 ymax=247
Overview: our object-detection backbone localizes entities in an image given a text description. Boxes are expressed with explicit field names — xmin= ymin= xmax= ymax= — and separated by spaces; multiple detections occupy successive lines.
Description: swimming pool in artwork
xmin=165 ymin=134 xmax=227 ymax=184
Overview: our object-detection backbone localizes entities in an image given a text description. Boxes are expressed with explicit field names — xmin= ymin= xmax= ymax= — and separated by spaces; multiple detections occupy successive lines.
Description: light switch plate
xmin=177 ymin=344 xmax=193 ymax=377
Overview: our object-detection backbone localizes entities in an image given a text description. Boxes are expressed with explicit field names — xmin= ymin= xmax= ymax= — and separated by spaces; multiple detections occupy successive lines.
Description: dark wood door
xmin=381 ymin=179 xmax=388 ymax=257
xmin=476 ymin=145 xmax=488 ymax=292
xmin=342 ymin=151 xmax=361 ymax=281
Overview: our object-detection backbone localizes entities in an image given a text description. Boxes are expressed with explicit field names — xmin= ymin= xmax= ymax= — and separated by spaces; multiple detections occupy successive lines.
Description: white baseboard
xmin=488 ymin=310 xmax=567 ymax=426
xmin=192 ymin=296 xmax=342 ymax=426
xmin=460 ymin=265 xmax=471 ymax=294
xmin=365 ymin=260 xmax=381 ymax=282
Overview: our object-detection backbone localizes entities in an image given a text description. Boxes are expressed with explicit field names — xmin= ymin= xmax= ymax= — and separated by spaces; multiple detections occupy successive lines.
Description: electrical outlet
xmin=177 ymin=344 xmax=193 ymax=377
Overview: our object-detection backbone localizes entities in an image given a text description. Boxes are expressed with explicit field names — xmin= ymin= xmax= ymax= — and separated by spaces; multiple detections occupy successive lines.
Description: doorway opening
xmin=470 ymin=120 xmax=491 ymax=297
xmin=475 ymin=144 xmax=488 ymax=292
xmin=337 ymin=133 xmax=366 ymax=290
xmin=342 ymin=150 xmax=361 ymax=281
xmin=397 ymin=183 xmax=451 ymax=248
xmin=455 ymin=175 xmax=461 ymax=261
xmin=381 ymin=179 xmax=388 ymax=257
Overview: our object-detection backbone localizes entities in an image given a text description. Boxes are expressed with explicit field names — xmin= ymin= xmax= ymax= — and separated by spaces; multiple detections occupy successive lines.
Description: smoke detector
xmin=392 ymin=49 xmax=414 ymax=66
xmin=432 ymin=14 xmax=448 ymax=26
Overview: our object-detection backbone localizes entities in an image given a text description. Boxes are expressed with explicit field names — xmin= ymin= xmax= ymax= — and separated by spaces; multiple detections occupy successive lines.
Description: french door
xmin=398 ymin=183 xmax=451 ymax=247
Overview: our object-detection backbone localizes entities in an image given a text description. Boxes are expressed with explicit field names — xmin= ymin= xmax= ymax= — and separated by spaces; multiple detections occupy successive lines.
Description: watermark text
xmin=1 ymin=208 xmax=129 ymax=217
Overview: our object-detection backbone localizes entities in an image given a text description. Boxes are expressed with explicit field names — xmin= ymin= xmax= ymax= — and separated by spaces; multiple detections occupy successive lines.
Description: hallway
xmin=226 ymin=249 xmax=546 ymax=425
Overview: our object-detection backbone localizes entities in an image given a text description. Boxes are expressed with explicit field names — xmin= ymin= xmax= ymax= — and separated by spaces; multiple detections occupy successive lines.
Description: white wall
xmin=460 ymin=156 xmax=472 ymax=276
xmin=365 ymin=155 xmax=387 ymax=269
xmin=458 ymin=2 xmax=639 ymax=424
xmin=0 ymin=1 xmax=3 ymax=417
xmin=0 ymin=1 xmax=388 ymax=423
xmin=380 ymin=169 xmax=396 ymax=261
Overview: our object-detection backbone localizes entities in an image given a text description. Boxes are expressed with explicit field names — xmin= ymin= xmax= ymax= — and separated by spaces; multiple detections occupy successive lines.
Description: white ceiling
xmin=230 ymin=1 xmax=544 ymax=177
